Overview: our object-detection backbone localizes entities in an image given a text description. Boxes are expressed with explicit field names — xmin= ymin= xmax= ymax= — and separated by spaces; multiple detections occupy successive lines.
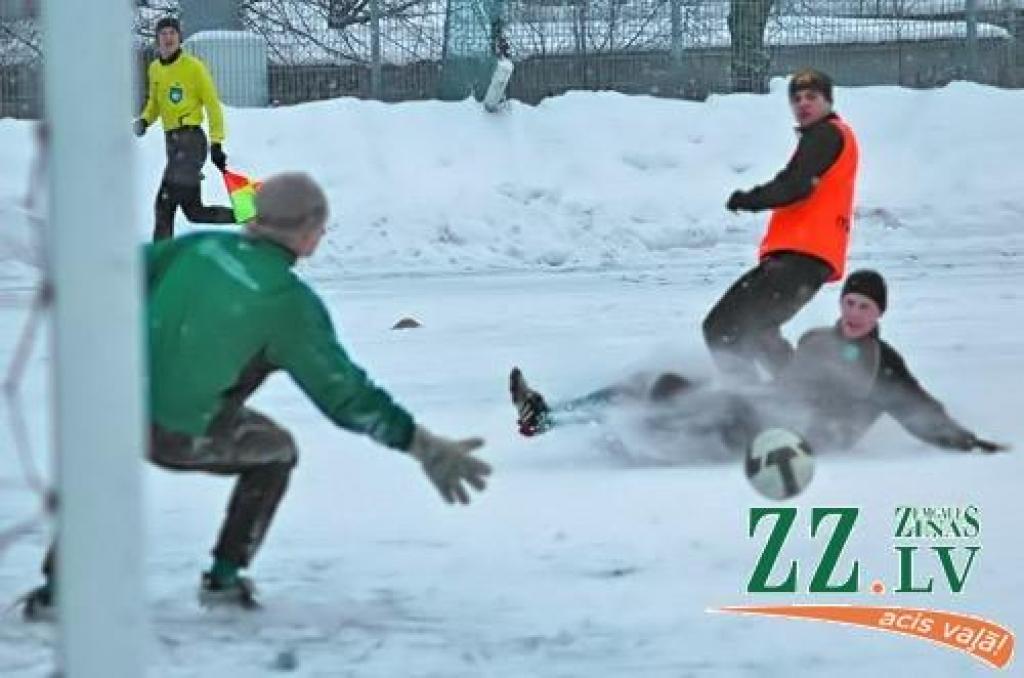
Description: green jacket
xmin=145 ymin=231 xmax=415 ymax=450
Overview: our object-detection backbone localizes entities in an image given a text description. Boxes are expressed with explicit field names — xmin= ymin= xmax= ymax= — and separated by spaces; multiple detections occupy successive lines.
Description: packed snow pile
xmin=2 ymin=80 xmax=1023 ymax=280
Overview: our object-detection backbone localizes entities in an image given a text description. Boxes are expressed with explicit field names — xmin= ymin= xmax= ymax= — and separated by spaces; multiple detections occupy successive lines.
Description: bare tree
xmin=0 ymin=18 xmax=40 ymax=65
xmin=728 ymin=0 xmax=775 ymax=92
xmin=239 ymin=0 xmax=441 ymax=64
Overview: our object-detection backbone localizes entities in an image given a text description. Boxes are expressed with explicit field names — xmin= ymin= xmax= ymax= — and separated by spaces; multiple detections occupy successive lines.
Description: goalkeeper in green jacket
xmin=24 ymin=173 xmax=490 ymax=617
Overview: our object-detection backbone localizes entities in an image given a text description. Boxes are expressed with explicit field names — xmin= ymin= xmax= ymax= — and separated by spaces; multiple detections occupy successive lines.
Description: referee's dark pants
xmin=153 ymin=126 xmax=234 ymax=241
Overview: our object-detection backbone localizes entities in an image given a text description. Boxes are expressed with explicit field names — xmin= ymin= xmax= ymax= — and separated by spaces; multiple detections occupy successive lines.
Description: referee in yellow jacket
xmin=135 ymin=17 xmax=235 ymax=241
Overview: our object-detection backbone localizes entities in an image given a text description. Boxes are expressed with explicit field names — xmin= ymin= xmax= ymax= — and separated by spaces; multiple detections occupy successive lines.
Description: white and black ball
xmin=744 ymin=428 xmax=815 ymax=500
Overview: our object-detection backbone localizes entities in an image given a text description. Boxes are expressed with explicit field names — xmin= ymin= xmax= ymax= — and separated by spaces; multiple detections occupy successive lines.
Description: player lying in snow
xmin=510 ymin=270 xmax=1006 ymax=455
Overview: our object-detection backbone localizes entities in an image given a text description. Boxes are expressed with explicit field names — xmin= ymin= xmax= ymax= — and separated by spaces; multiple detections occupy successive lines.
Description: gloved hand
xmin=726 ymin=190 xmax=753 ymax=212
xmin=968 ymin=435 xmax=1009 ymax=453
xmin=407 ymin=426 xmax=491 ymax=504
xmin=210 ymin=143 xmax=228 ymax=172
xmin=133 ymin=118 xmax=148 ymax=137
xmin=941 ymin=430 xmax=1009 ymax=453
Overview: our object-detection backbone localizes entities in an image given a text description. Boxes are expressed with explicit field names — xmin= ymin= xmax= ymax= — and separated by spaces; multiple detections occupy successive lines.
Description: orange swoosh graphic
xmin=712 ymin=605 xmax=1014 ymax=669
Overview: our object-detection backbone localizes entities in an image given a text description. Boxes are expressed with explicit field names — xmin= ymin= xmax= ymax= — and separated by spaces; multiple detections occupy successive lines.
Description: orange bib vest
xmin=758 ymin=116 xmax=859 ymax=282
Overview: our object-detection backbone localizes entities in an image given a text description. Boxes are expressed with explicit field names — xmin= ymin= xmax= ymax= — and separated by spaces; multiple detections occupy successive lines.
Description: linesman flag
xmin=222 ymin=169 xmax=263 ymax=224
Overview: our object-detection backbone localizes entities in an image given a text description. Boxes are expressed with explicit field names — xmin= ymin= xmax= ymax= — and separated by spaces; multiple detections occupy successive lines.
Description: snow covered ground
xmin=0 ymin=83 xmax=1022 ymax=675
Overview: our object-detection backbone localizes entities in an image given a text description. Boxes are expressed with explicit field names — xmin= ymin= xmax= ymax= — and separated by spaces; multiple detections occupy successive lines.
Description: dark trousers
xmin=702 ymin=251 xmax=832 ymax=383
xmin=43 ymin=407 xmax=297 ymax=580
xmin=153 ymin=127 xmax=234 ymax=241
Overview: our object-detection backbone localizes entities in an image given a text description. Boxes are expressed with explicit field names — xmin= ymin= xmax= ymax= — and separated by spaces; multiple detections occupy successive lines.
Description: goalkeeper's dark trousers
xmin=42 ymin=407 xmax=296 ymax=581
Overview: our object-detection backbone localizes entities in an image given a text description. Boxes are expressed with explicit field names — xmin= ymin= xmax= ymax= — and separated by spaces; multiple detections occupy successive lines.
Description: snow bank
xmin=2 ymin=80 xmax=1023 ymax=281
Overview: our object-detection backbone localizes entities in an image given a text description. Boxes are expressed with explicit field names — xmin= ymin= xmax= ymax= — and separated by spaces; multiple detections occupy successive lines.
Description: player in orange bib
xmin=703 ymin=69 xmax=859 ymax=383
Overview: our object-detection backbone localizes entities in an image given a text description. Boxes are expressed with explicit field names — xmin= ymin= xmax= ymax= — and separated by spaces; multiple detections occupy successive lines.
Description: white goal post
xmin=41 ymin=0 xmax=147 ymax=675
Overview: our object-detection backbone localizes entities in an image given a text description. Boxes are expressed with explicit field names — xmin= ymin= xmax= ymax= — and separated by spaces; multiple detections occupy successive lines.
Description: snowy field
xmin=0 ymin=83 xmax=1022 ymax=675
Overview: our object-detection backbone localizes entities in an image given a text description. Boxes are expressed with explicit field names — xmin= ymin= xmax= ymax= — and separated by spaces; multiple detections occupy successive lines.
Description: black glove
xmin=970 ymin=436 xmax=1009 ymax=453
xmin=941 ymin=431 xmax=1009 ymax=453
xmin=210 ymin=143 xmax=227 ymax=172
xmin=726 ymin=190 xmax=754 ymax=212
xmin=133 ymin=118 xmax=148 ymax=137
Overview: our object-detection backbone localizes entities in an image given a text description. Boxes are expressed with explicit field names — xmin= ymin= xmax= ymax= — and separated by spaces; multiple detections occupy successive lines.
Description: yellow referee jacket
xmin=140 ymin=51 xmax=225 ymax=143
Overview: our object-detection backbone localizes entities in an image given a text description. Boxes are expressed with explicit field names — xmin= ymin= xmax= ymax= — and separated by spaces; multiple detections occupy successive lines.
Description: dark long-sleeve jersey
xmin=738 ymin=113 xmax=845 ymax=211
xmin=775 ymin=325 xmax=974 ymax=451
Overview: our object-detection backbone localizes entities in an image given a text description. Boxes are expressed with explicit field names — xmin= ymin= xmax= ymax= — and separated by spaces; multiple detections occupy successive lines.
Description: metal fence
xmin=1 ymin=0 xmax=1021 ymax=117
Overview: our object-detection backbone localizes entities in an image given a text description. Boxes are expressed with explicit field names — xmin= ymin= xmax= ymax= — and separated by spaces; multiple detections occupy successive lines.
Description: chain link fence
xmin=1 ymin=0 xmax=1021 ymax=117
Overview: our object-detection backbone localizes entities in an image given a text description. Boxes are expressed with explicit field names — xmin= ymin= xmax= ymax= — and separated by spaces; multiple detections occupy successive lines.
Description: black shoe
xmin=510 ymin=367 xmax=551 ymax=436
xmin=199 ymin=572 xmax=260 ymax=610
xmin=21 ymin=583 xmax=55 ymax=622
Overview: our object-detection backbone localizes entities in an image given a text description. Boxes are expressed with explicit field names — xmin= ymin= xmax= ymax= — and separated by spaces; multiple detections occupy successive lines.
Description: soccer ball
xmin=745 ymin=428 xmax=815 ymax=500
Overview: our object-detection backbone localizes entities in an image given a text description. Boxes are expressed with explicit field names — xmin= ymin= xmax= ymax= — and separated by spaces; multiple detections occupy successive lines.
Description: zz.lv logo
xmin=747 ymin=507 xmax=979 ymax=594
